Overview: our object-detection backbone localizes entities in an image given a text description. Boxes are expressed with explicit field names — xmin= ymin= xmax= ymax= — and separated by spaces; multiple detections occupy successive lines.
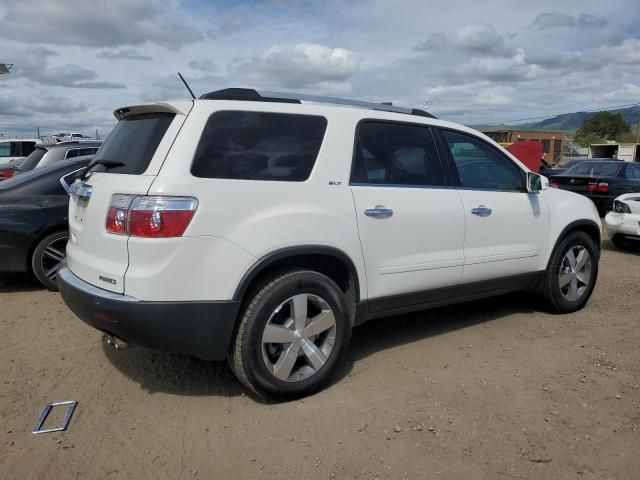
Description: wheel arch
xmin=546 ymin=219 xmax=601 ymax=268
xmin=233 ymin=245 xmax=361 ymax=307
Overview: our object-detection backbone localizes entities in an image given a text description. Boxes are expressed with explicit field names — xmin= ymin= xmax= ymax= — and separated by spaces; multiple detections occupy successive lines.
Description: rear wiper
xmin=80 ymin=159 xmax=125 ymax=180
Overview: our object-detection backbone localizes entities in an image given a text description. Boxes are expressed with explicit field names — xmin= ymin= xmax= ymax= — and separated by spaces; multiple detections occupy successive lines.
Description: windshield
xmin=15 ymin=147 xmax=47 ymax=172
xmin=92 ymin=112 xmax=175 ymax=174
xmin=565 ymin=161 xmax=622 ymax=177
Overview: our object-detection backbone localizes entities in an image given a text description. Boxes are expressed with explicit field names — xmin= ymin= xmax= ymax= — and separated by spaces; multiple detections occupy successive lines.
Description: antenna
xmin=178 ymin=72 xmax=196 ymax=99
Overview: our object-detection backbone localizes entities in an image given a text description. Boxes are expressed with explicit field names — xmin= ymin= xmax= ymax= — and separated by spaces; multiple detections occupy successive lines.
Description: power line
xmin=484 ymin=102 xmax=640 ymax=126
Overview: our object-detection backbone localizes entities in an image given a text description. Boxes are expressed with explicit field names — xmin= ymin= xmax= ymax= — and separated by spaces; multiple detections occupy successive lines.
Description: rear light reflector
xmin=549 ymin=181 xmax=560 ymax=189
xmin=106 ymin=195 xmax=198 ymax=238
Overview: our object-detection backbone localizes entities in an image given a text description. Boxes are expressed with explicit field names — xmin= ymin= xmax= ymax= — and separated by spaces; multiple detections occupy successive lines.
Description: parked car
xmin=58 ymin=88 xmax=601 ymax=400
xmin=539 ymin=158 xmax=598 ymax=178
xmin=0 ymin=138 xmax=42 ymax=168
xmin=12 ymin=141 xmax=102 ymax=176
xmin=604 ymin=193 xmax=640 ymax=249
xmin=548 ymin=160 xmax=640 ymax=215
xmin=0 ymin=157 xmax=91 ymax=290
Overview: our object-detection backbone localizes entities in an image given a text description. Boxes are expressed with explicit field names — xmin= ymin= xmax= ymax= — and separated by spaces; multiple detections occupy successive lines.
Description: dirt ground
xmin=1 ymin=236 xmax=639 ymax=480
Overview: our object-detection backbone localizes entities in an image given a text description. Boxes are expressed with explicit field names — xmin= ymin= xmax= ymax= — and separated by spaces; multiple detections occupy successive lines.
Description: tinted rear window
xmin=566 ymin=161 xmax=622 ymax=177
xmin=191 ymin=111 xmax=327 ymax=181
xmin=93 ymin=113 xmax=175 ymax=174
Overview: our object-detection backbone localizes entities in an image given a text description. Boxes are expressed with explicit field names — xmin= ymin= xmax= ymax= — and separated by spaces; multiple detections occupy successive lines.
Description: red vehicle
xmin=505 ymin=141 xmax=543 ymax=173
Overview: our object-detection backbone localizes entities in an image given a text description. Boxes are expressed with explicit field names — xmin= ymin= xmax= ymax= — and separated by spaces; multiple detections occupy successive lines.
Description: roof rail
xmin=199 ymin=88 xmax=436 ymax=119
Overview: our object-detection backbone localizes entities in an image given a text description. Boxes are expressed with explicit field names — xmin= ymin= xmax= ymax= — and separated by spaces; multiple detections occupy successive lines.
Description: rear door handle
xmin=471 ymin=206 xmax=492 ymax=217
xmin=364 ymin=206 xmax=393 ymax=218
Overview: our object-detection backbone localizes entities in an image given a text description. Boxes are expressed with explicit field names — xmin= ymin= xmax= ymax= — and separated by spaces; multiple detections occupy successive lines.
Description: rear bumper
xmin=57 ymin=264 xmax=240 ymax=361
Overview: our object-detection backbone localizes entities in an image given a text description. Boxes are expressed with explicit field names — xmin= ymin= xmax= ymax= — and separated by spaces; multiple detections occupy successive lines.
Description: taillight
xmin=549 ymin=181 xmax=560 ymax=189
xmin=106 ymin=194 xmax=134 ymax=235
xmin=0 ymin=170 xmax=14 ymax=180
xmin=586 ymin=182 xmax=608 ymax=193
xmin=106 ymin=195 xmax=198 ymax=238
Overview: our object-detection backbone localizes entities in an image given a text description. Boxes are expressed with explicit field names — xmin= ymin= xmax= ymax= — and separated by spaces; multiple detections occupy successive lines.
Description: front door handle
xmin=364 ymin=206 xmax=393 ymax=219
xmin=471 ymin=206 xmax=492 ymax=217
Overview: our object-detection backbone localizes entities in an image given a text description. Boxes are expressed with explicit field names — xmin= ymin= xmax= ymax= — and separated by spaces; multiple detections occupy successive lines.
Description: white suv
xmin=58 ymin=88 xmax=601 ymax=399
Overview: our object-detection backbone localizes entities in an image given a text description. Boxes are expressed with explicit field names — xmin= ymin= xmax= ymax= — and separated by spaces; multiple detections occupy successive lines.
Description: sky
xmin=0 ymin=0 xmax=639 ymax=136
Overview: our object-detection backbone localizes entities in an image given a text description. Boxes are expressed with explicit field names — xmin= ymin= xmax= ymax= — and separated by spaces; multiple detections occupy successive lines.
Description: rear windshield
xmin=566 ymin=161 xmax=622 ymax=177
xmin=191 ymin=111 xmax=327 ymax=181
xmin=92 ymin=112 xmax=175 ymax=174
xmin=16 ymin=147 xmax=47 ymax=172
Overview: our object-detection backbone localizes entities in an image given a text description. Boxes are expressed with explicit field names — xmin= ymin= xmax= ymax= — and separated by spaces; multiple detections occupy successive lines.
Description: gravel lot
xmin=1 ymin=235 xmax=639 ymax=480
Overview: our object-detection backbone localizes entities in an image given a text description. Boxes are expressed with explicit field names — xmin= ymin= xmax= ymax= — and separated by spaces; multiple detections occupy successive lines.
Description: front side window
xmin=191 ymin=111 xmax=327 ymax=181
xmin=440 ymin=130 xmax=523 ymax=191
xmin=350 ymin=121 xmax=445 ymax=187
xmin=0 ymin=142 xmax=11 ymax=157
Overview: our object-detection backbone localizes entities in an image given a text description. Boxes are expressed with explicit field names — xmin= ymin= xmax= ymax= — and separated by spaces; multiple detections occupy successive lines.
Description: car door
xmin=350 ymin=121 xmax=465 ymax=312
xmin=436 ymin=128 xmax=550 ymax=285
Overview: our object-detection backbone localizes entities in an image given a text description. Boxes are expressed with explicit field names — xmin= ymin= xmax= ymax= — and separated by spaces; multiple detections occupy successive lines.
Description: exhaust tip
xmin=103 ymin=334 xmax=128 ymax=350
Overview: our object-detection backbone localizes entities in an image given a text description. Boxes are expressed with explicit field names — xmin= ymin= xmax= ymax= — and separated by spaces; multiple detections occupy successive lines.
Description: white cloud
xmin=228 ymin=43 xmax=361 ymax=94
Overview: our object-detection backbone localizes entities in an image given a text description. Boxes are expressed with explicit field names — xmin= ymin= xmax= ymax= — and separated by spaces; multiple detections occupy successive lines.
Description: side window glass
xmin=351 ymin=122 xmax=444 ymax=187
xmin=192 ymin=111 xmax=326 ymax=181
xmin=0 ymin=143 xmax=9 ymax=157
xmin=65 ymin=149 xmax=78 ymax=159
xmin=626 ymin=164 xmax=639 ymax=180
xmin=441 ymin=130 xmax=523 ymax=191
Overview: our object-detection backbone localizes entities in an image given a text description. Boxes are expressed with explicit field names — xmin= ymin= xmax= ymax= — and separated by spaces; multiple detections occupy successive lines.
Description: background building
xmin=481 ymin=129 xmax=566 ymax=165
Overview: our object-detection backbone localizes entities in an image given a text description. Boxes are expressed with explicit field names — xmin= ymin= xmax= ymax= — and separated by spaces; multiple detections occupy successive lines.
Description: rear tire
xmin=540 ymin=231 xmax=599 ymax=313
xmin=229 ymin=269 xmax=351 ymax=400
xmin=31 ymin=231 xmax=68 ymax=291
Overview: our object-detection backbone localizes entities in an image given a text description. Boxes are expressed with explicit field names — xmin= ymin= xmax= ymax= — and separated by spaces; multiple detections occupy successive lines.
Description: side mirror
xmin=527 ymin=172 xmax=548 ymax=192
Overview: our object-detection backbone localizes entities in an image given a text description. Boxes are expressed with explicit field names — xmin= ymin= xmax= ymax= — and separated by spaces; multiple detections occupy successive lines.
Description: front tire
xmin=31 ymin=231 xmax=68 ymax=291
xmin=230 ymin=269 xmax=351 ymax=400
xmin=540 ymin=231 xmax=599 ymax=313
xmin=611 ymin=234 xmax=632 ymax=250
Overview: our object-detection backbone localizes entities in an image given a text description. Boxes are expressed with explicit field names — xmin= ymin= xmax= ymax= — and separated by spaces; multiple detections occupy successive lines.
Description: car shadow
xmin=601 ymin=238 xmax=640 ymax=255
xmin=0 ymin=272 xmax=44 ymax=292
xmin=346 ymin=291 xmax=536 ymax=364
xmin=102 ymin=291 xmax=537 ymax=401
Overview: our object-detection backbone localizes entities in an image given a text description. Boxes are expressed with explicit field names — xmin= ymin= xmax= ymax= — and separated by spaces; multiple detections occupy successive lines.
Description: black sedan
xmin=549 ymin=160 xmax=640 ymax=216
xmin=0 ymin=158 xmax=90 ymax=290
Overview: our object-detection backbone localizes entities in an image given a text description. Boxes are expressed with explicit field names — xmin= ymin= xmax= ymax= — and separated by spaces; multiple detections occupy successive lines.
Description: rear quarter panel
xmin=143 ymin=102 xmax=368 ymax=301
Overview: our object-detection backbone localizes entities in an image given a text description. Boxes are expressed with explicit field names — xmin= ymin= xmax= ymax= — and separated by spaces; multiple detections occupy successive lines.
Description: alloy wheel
xmin=261 ymin=293 xmax=337 ymax=382
xmin=40 ymin=236 xmax=68 ymax=282
xmin=559 ymin=245 xmax=592 ymax=301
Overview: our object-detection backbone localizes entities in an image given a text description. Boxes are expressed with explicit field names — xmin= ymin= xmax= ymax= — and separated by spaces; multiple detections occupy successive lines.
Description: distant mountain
xmin=476 ymin=105 xmax=640 ymax=132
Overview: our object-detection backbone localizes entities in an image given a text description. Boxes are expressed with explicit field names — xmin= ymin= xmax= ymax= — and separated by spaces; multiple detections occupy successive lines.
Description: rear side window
xmin=93 ymin=113 xmax=175 ymax=174
xmin=626 ymin=163 xmax=640 ymax=180
xmin=351 ymin=121 xmax=445 ymax=187
xmin=191 ymin=111 xmax=327 ymax=181
xmin=65 ymin=147 xmax=99 ymax=159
